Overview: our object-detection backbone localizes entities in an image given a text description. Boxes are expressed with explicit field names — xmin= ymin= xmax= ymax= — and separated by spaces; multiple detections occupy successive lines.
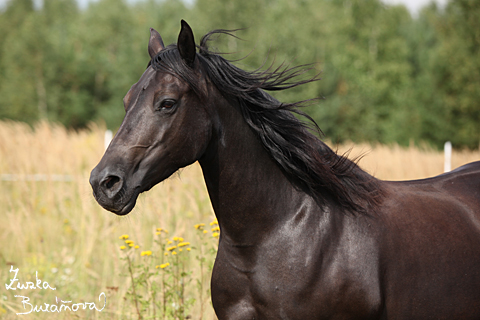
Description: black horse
xmin=90 ymin=21 xmax=480 ymax=319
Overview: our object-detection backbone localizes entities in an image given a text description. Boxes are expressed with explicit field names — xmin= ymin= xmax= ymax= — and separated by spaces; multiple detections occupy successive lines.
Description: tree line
xmin=0 ymin=0 xmax=479 ymax=149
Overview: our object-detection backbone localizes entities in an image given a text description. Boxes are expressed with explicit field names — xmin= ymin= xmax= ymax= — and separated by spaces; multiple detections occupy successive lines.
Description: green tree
xmin=402 ymin=4 xmax=449 ymax=148
xmin=0 ymin=0 xmax=37 ymax=121
xmin=432 ymin=0 xmax=480 ymax=148
xmin=0 ymin=0 xmax=85 ymax=126
xmin=0 ymin=0 xmax=478 ymax=149
xmin=302 ymin=0 xmax=413 ymax=145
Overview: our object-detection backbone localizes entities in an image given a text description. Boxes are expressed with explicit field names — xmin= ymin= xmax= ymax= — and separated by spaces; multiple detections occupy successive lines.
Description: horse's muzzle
xmin=89 ymin=166 xmax=137 ymax=215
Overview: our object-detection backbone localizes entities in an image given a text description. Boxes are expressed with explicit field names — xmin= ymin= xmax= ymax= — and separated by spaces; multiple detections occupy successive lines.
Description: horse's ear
xmin=177 ymin=20 xmax=196 ymax=68
xmin=148 ymin=28 xmax=165 ymax=59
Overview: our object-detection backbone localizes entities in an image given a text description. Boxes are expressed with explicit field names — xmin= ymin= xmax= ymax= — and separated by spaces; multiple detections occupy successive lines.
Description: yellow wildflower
xmin=172 ymin=251 xmax=177 ymax=255
xmin=212 ymin=232 xmax=220 ymax=238
xmin=173 ymin=236 xmax=179 ymax=241
xmin=203 ymin=230 xmax=208 ymax=234
xmin=125 ymin=240 xmax=134 ymax=244
xmin=178 ymin=242 xmax=190 ymax=247
xmin=167 ymin=246 xmax=177 ymax=251
xmin=159 ymin=263 xmax=170 ymax=269
xmin=164 ymin=252 xmax=169 ymax=256
xmin=129 ymin=243 xmax=134 ymax=247
xmin=167 ymin=240 xmax=173 ymax=245
xmin=194 ymin=223 xmax=205 ymax=230
xmin=156 ymin=227 xmax=168 ymax=235
xmin=210 ymin=219 xmax=218 ymax=226
xmin=156 ymin=232 xmax=161 ymax=235
xmin=134 ymin=245 xmax=139 ymax=249
xmin=179 ymin=248 xmax=183 ymax=252
xmin=120 ymin=246 xmax=126 ymax=250
xmin=141 ymin=250 xmax=152 ymax=256
xmin=178 ymin=237 xmax=184 ymax=242
xmin=119 ymin=234 xmax=129 ymax=240
xmin=211 ymin=226 xmax=220 ymax=232
xmin=187 ymin=248 xmax=191 ymax=252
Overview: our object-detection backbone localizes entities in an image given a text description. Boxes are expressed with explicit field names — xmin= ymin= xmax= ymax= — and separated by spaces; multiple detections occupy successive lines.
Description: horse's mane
xmin=150 ymin=30 xmax=384 ymax=214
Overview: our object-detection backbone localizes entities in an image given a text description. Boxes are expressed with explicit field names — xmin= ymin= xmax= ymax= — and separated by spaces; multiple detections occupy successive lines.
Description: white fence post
xmin=444 ymin=141 xmax=452 ymax=173
xmin=104 ymin=130 xmax=113 ymax=150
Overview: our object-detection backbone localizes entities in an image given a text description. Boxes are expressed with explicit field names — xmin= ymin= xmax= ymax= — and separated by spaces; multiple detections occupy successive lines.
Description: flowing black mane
xmin=150 ymin=30 xmax=384 ymax=214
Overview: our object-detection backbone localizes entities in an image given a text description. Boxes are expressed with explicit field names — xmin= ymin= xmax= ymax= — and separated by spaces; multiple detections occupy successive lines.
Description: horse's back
xmin=379 ymin=161 xmax=480 ymax=319
xmin=388 ymin=160 xmax=480 ymax=215
xmin=436 ymin=160 xmax=480 ymax=206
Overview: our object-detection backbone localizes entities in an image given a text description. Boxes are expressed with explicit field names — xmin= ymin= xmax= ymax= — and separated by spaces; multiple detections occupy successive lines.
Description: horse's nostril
xmin=104 ymin=175 xmax=121 ymax=190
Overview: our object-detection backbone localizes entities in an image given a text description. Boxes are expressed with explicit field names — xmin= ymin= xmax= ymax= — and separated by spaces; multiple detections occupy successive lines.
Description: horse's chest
xmin=211 ymin=248 xmax=381 ymax=320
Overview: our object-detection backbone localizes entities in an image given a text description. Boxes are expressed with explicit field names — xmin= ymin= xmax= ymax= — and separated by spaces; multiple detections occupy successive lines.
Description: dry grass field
xmin=1 ymin=121 xmax=479 ymax=319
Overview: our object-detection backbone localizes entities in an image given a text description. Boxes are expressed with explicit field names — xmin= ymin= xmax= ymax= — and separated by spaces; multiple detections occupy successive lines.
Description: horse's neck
xmin=198 ymin=98 xmax=318 ymax=244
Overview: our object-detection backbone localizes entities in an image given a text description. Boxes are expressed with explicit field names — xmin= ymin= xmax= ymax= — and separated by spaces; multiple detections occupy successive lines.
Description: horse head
xmin=90 ymin=21 xmax=212 ymax=215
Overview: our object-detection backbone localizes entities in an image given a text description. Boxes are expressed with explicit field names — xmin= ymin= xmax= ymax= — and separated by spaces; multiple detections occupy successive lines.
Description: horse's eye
xmin=160 ymin=99 xmax=176 ymax=109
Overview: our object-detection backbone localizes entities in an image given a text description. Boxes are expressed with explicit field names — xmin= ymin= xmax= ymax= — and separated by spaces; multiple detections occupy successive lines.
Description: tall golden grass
xmin=0 ymin=120 xmax=479 ymax=319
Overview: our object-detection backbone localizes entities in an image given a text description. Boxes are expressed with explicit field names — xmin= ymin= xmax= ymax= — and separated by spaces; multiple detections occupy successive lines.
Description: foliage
xmin=0 ymin=0 xmax=479 ymax=148
xmin=430 ymin=0 xmax=480 ymax=148
xmin=120 ymin=221 xmax=218 ymax=320
xmin=117 ymin=225 xmax=218 ymax=320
